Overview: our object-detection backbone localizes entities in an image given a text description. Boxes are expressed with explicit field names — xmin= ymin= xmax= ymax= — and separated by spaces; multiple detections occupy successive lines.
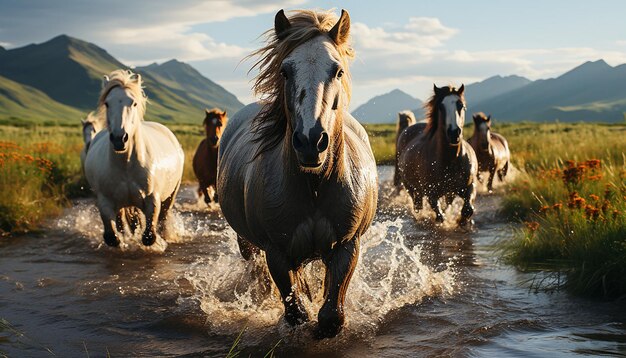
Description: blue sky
xmin=1 ymin=0 xmax=625 ymax=108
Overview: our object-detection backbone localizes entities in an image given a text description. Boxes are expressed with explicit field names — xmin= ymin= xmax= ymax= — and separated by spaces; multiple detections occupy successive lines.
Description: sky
xmin=1 ymin=0 xmax=626 ymax=109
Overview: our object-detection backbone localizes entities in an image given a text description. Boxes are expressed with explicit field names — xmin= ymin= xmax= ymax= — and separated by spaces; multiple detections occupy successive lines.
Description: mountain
xmin=136 ymin=59 xmax=242 ymax=116
xmin=473 ymin=60 xmax=626 ymax=122
xmin=465 ymin=75 xmax=531 ymax=108
xmin=0 ymin=35 xmax=244 ymax=123
xmin=0 ymin=75 xmax=83 ymax=123
xmin=352 ymin=89 xmax=423 ymax=124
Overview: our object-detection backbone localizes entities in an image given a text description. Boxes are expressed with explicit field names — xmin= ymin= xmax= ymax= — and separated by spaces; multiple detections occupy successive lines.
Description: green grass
xmin=497 ymin=122 xmax=626 ymax=297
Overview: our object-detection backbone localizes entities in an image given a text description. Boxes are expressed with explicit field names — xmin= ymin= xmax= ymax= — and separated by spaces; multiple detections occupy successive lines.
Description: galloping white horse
xmin=84 ymin=70 xmax=184 ymax=247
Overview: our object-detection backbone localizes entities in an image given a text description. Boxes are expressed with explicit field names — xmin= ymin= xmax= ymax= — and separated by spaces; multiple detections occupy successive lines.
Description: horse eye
xmin=456 ymin=101 xmax=464 ymax=111
xmin=132 ymin=101 xmax=138 ymax=108
xmin=336 ymin=69 xmax=344 ymax=79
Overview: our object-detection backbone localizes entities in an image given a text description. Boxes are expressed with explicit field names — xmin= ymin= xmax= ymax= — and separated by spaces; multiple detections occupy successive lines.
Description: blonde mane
xmin=247 ymin=9 xmax=355 ymax=156
xmin=98 ymin=69 xmax=147 ymax=119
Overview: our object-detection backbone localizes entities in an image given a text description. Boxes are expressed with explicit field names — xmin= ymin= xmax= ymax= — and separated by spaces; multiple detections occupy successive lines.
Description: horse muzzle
xmin=447 ymin=128 xmax=462 ymax=146
xmin=110 ymin=132 xmax=129 ymax=152
xmin=292 ymin=128 xmax=329 ymax=169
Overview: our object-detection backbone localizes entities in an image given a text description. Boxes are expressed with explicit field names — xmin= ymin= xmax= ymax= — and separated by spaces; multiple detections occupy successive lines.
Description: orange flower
xmin=525 ymin=221 xmax=540 ymax=232
xmin=539 ymin=205 xmax=550 ymax=213
xmin=589 ymin=194 xmax=600 ymax=202
xmin=552 ymin=203 xmax=563 ymax=211
xmin=585 ymin=159 xmax=601 ymax=170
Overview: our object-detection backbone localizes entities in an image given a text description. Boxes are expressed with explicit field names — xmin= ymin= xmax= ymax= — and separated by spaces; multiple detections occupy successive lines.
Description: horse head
xmin=433 ymin=84 xmax=466 ymax=146
xmin=274 ymin=9 xmax=351 ymax=171
xmin=100 ymin=70 xmax=146 ymax=153
xmin=472 ymin=112 xmax=492 ymax=151
xmin=203 ymin=108 xmax=228 ymax=147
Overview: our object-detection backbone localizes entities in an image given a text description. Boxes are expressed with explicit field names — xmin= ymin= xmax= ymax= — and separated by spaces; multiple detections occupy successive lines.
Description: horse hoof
xmin=284 ymin=302 xmax=309 ymax=326
xmin=103 ymin=233 xmax=120 ymax=247
xmin=142 ymin=230 xmax=157 ymax=246
xmin=435 ymin=215 xmax=445 ymax=224
xmin=315 ymin=309 xmax=344 ymax=339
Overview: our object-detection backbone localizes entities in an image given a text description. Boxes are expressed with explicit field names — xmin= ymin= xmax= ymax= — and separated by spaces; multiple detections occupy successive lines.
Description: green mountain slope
xmin=0 ymin=35 xmax=244 ymax=123
xmin=0 ymin=75 xmax=84 ymax=123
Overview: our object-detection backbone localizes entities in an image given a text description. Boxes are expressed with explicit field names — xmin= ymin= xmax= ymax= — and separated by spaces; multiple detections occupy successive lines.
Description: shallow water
xmin=1 ymin=166 xmax=625 ymax=357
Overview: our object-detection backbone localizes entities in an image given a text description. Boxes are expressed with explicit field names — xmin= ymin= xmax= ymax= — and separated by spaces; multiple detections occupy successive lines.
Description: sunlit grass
xmin=497 ymin=122 xmax=626 ymax=297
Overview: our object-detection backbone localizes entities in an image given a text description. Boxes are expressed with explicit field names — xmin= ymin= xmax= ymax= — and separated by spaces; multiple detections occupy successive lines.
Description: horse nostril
xmin=292 ymin=132 xmax=307 ymax=152
xmin=122 ymin=133 xmax=129 ymax=143
xmin=317 ymin=132 xmax=329 ymax=152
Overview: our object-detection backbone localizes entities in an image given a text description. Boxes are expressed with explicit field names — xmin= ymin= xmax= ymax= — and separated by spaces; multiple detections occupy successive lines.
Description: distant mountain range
xmin=351 ymin=89 xmax=424 ymax=123
xmin=354 ymin=60 xmax=626 ymax=123
xmin=0 ymin=35 xmax=244 ymax=123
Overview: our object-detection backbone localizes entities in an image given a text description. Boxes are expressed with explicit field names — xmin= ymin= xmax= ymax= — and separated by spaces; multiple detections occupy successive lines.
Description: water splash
xmin=183 ymin=217 xmax=456 ymax=343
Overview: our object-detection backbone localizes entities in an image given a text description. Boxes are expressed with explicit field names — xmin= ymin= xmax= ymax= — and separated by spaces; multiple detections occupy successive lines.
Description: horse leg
xmin=487 ymin=166 xmax=496 ymax=193
xmin=265 ymin=248 xmax=309 ymax=326
xmin=316 ymin=237 xmax=359 ymax=339
xmin=211 ymin=185 xmax=219 ymax=203
xmin=428 ymin=195 xmax=445 ymax=223
xmin=393 ymin=159 xmax=401 ymax=188
xmin=407 ymin=187 xmax=423 ymax=213
xmin=237 ymin=235 xmax=259 ymax=261
xmin=498 ymin=161 xmax=509 ymax=182
xmin=459 ymin=182 xmax=476 ymax=227
xmin=97 ymin=196 xmax=119 ymax=247
xmin=115 ymin=209 xmax=130 ymax=236
xmin=142 ymin=193 xmax=161 ymax=246
xmin=158 ymin=181 xmax=180 ymax=242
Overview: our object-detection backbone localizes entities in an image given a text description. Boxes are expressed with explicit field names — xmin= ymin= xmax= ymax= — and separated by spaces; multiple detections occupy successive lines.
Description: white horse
xmin=84 ymin=70 xmax=184 ymax=247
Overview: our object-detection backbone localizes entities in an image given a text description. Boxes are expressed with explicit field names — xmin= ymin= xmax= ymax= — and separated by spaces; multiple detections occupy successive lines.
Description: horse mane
xmin=98 ymin=69 xmax=147 ymax=119
xmin=247 ymin=9 xmax=355 ymax=157
xmin=82 ymin=111 xmax=104 ymax=128
xmin=203 ymin=108 xmax=228 ymax=126
xmin=472 ymin=112 xmax=491 ymax=128
xmin=424 ymin=85 xmax=465 ymax=138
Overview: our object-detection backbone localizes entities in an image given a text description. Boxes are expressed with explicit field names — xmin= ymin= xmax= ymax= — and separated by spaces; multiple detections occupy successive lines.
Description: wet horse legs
xmin=142 ymin=193 xmax=161 ymax=246
xmin=317 ymin=237 xmax=359 ymax=338
xmin=459 ymin=182 xmax=476 ymax=227
xmin=265 ymin=248 xmax=309 ymax=326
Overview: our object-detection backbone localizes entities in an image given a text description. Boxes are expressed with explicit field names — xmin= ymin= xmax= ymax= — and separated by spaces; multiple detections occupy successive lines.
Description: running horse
xmin=397 ymin=85 xmax=478 ymax=225
xmin=468 ymin=112 xmax=510 ymax=192
xmin=84 ymin=70 xmax=184 ymax=247
xmin=393 ymin=110 xmax=426 ymax=188
xmin=217 ymin=9 xmax=378 ymax=338
xmin=192 ymin=108 xmax=228 ymax=204
xmin=80 ymin=111 xmax=105 ymax=172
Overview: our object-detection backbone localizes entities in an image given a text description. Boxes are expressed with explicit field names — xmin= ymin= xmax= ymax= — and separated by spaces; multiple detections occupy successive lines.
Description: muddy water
xmin=1 ymin=166 xmax=625 ymax=357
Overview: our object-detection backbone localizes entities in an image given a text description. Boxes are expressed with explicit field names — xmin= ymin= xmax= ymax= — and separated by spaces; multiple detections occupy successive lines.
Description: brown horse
xmin=193 ymin=108 xmax=227 ymax=204
xmin=393 ymin=110 xmax=426 ymax=187
xmin=468 ymin=112 xmax=510 ymax=192
xmin=217 ymin=9 xmax=377 ymax=338
xmin=397 ymin=84 xmax=478 ymax=226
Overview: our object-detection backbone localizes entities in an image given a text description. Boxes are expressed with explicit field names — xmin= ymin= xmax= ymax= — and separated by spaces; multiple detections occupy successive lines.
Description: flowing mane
xmin=98 ymin=69 xmax=147 ymax=119
xmin=247 ymin=9 xmax=355 ymax=156
xmin=82 ymin=110 xmax=104 ymax=129
xmin=424 ymin=85 xmax=465 ymax=138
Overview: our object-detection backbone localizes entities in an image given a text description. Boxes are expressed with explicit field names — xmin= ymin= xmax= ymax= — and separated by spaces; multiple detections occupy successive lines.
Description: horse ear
xmin=205 ymin=108 xmax=211 ymax=115
xmin=132 ymin=73 xmax=142 ymax=84
xmin=329 ymin=9 xmax=350 ymax=45
xmin=433 ymin=84 xmax=441 ymax=96
xmin=222 ymin=111 xmax=227 ymax=117
xmin=487 ymin=115 xmax=491 ymax=122
xmin=458 ymin=84 xmax=465 ymax=96
xmin=275 ymin=9 xmax=291 ymax=40
xmin=102 ymin=75 xmax=110 ymax=88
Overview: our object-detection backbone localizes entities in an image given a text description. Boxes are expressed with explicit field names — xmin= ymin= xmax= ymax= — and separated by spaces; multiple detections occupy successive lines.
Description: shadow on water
xmin=1 ymin=166 xmax=626 ymax=357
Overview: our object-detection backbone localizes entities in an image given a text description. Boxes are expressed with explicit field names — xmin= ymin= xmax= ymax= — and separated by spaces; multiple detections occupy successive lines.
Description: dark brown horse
xmin=217 ymin=9 xmax=377 ymax=338
xmin=193 ymin=108 xmax=227 ymax=204
xmin=393 ymin=110 xmax=426 ymax=187
xmin=397 ymin=84 xmax=478 ymax=226
xmin=468 ymin=112 xmax=510 ymax=192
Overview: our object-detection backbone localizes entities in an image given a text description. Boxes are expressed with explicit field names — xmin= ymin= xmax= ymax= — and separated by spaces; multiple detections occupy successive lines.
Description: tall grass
xmin=498 ymin=122 xmax=626 ymax=297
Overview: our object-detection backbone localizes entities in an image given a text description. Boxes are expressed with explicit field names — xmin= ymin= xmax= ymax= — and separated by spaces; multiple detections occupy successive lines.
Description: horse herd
xmin=77 ymin=9 xmax=511 ymax=338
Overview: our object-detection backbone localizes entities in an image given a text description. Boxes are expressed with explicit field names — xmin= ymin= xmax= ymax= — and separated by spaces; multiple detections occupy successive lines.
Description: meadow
xmin=1 ymin=120 xmax=625 ymax=298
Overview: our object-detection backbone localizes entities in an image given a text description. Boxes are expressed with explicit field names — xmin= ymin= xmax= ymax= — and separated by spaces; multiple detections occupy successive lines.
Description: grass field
xmin=495 ymin=122 xmax=626 ymax=297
